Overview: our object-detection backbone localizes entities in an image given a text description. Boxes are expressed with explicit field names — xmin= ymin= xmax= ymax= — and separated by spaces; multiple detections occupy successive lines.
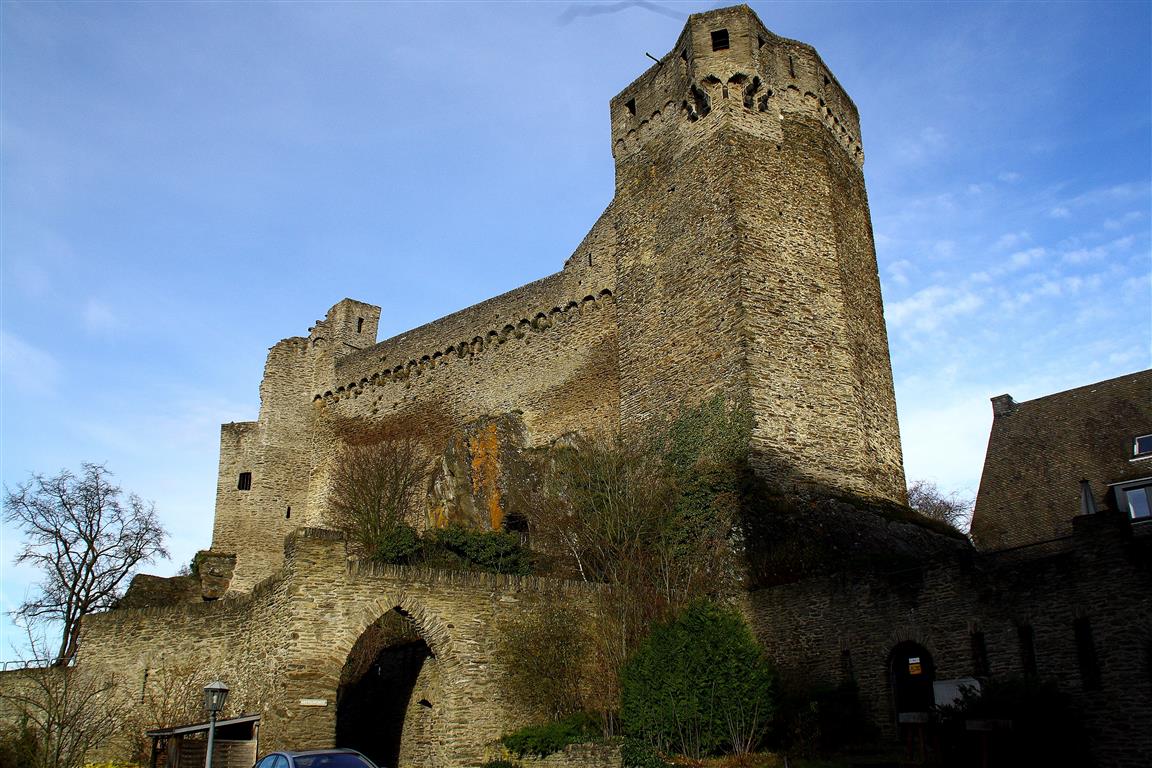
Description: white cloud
xmin=0 ymin=330 xmax=60 ymax=394
xmin=1049 ymin=206 xmax=1070 ymax=218
xmin=997 ymin=171 xmax=1022 ymax=183
xmin=886 ymin=286 xmax=984 ymax=332
xmin=993 ymin=231 xmax=1030 ymax=251
xmin=1009 ymin=247 xmax=1045 ymax=268
xmin=896 ymin=126 xmax=947 ymax=163
xmin=82 ymin=299 xmax=120 ymax=335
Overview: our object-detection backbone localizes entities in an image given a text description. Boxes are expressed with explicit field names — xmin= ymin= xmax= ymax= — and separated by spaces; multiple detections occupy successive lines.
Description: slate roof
xmin=971 ymin=369 xmax=1152 ymax=549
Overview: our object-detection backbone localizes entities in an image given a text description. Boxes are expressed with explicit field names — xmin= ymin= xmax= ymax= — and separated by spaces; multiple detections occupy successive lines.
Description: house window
xmin=711 ymin=29 xmax=729 ymax=51
xmin=1134 ymin=434 xmax=1152 ymax=458
xmin=1111 ymin=477 xmax=1152 ymax=521
xmin=238 ymin=471 xmax=252 ymax=491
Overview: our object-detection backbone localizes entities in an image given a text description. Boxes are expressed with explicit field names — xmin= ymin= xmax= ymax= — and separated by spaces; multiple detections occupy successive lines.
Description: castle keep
xmin=212 ymin=4 xmax=905 ymax=592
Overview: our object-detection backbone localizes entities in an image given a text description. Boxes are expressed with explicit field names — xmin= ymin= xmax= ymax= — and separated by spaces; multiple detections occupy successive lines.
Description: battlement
xmin=610 ymin=5 xmax=862 ymax=169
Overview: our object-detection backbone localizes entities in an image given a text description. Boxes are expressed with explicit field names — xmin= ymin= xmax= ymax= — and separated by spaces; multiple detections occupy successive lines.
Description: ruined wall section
xmin=306 ymin=215 xmax=621 ymax=527
xmin=609 ymin=5 xmax=901 ymax=502
xmin=76 ymin=530 xmax=601 ymax=768
xmin=212 ymin=300 xmax=381 ymax=591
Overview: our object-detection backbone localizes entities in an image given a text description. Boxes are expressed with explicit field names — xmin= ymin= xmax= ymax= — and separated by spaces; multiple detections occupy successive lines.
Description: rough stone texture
xmin=971 ymin=369 xmax=1152 ymax=549
xmin=206 ymin=4 xmax=905 ymax=593
xmin=74 ymin=529 xmax=599 ymax=767
xmin=747 ymin=512 xmax=1152 ymax=768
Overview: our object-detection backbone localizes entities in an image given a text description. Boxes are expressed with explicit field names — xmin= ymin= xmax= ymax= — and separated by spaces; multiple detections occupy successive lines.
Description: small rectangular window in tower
xmin=625 ymin=98 xmax=636 ymax=117
xmin=237 ymin=471 xmax=252 ymax=491
xmin=356 ymin=317 xmax=364 ymax=334
xmin=1073 ymin=617 xmax=1100 ymax=690
xmin=711 ymin=29 xmax=729 ymax=51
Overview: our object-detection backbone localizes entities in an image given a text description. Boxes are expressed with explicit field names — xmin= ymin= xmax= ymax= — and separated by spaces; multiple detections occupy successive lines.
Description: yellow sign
xmin=909 ymin=662 xmax=923 ymax=675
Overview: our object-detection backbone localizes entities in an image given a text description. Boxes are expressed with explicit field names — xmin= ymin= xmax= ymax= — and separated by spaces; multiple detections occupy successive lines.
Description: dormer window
xmin=1134 ymin=434 xmax=1152 ymax=459
xmin=711 ymin=29 xmax=729 ymax=51
xmin=1111 ymin=477 xmax=1152 ymax=521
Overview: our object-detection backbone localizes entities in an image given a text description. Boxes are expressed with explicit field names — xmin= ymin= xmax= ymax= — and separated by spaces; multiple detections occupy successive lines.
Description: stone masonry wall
xmin=76 ymin=529 xmax=600 ymax=768
xmin=746 ymin=514 xmax=1152 ymax=768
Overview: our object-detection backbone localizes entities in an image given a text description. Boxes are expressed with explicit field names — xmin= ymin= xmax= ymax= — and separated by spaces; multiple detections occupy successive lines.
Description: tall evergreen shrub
xmin=620 ymin=600 xmax=774 ymax=758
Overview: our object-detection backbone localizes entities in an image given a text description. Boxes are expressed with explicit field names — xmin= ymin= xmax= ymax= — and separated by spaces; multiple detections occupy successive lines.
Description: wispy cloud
xmin=886 ymin=286 xmax=983 ymax=332
xmin=82 ymin=299 xmax=120 ymax=336
xmin=0 ymin=331 xmax=60 ymax=394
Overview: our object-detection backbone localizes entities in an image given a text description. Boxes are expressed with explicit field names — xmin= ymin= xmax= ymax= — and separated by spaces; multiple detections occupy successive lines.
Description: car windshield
xmin=293 ymin=755 xmax=375 ymax=768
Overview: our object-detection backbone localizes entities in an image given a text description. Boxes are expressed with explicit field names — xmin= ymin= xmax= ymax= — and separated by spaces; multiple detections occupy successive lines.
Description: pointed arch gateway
xmin=334 ymin=597 xmax=459 ymax=768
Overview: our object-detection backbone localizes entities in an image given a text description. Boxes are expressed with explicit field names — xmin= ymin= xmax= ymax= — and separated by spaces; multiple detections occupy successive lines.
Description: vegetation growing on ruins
xmin=906 ymin=479 xmax=973 ymax=536
xmin=3 ymin=464 xmax=168 ymax=664
xmin=496 ymin=604 xmax=589 ymax=722
xmin=620 ymin=601 xmax=775 ymax=759
xmin=0 ymin=662 xmax=119 ymax=768
xmin=329 ymin=437 xmax=426 ymax=561
xmin=328 ymin=436 xmax=531 ymax=574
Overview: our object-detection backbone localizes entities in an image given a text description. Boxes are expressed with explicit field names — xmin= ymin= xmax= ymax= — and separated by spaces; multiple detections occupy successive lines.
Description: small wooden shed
xmin=146 ymin=713 xmax=260 ymax=768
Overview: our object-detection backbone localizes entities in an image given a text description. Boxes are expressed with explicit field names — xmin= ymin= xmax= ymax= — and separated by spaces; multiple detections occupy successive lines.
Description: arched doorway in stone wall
xmin=335 ymin=608 xmax=442 ymax=768
xmin=888 ymin=640 xmax=936 ymax=717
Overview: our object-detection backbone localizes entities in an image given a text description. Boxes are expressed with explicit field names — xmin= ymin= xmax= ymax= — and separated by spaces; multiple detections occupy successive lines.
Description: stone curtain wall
xmin=75 ymin=529 xmax=600 ymax=767
xmin=746 ymin=515 xmax=1152 ymax=768
xmin=213 ymin=301 xmax=382 ymax=591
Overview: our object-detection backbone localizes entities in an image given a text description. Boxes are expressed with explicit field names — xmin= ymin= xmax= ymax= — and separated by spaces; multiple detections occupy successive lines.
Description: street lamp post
xmin=203 ymin=681 xmax=229 ymax=768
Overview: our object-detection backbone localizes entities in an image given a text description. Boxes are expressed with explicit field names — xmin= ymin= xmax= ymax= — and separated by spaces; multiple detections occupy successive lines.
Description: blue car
xmin=254 ymin=749 xmax=380 ymax=768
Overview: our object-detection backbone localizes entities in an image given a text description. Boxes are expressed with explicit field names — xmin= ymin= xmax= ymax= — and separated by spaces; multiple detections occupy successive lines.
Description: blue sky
xmin=1 ymin=1 xmax=1149 ymax=657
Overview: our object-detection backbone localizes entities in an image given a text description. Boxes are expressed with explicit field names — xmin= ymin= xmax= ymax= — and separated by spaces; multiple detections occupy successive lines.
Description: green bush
xmin=480 ymin=761 xmax=520 ymax=768
xmin=372 ymin=521 xmax=423 ymax=564
xmin=429 ymin=525 xmax=531 ymax=575
xmin=500 ymin=712 xmax=601 ymax=757
xmin=620 ymin=738 xmax=670 ymax=768
xmin=620 ymin=600 xmax=775 ymax=758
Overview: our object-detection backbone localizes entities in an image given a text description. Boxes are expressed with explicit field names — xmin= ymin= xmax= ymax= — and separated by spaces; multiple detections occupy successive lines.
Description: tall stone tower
xmin=611 ymin=5 xmax=905 ymax=502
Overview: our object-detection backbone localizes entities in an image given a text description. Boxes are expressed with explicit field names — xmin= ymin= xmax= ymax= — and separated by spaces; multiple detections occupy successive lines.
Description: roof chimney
xmin=991 ymin=394 xmax=1017 ymax=417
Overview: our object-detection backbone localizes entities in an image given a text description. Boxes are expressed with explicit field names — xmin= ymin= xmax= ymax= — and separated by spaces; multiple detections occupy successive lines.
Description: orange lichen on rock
xmin=469 ymin=423 xmax=503 ymax=530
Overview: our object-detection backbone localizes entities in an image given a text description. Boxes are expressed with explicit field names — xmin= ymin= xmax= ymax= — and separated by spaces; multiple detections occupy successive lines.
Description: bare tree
xmin=0 ymin=633 xmax=120 ymax=768
xmin=907 ymin=479 xmax=973 ymax=534
xmin=526 ymin=432 xmax=738 ymax=733
xmin=3 ymin=464 xmax=168 ymax=664
xmin=328 ymin=438 xmax=426 ymax=560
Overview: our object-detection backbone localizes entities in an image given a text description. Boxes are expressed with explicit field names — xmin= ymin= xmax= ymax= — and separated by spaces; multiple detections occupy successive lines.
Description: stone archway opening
xmin=336 ymin=608 xmax=438 ymax=768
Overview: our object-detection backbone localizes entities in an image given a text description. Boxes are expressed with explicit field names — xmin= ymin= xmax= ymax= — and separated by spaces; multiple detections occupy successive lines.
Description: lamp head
xmin=203 ymin=681 xmax=229 ymax=714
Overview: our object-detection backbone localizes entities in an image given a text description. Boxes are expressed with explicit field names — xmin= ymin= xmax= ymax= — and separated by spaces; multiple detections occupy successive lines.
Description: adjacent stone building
xmin=971 ymin=369 xmax=1152 ymax=549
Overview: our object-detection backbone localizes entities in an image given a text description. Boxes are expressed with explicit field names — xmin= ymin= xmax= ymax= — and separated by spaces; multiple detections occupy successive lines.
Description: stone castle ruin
xmin=30 ymin=6 xmax=915 ymax=764
xmin=13 ymin=6 xmax=1147 ymax=768
xmin=211 ymin=3 xmax=904 ymax=593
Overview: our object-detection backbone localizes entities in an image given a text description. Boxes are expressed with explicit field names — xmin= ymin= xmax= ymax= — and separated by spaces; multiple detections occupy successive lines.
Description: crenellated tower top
xmin=610 ymin=5 xmax=863 ymax=175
